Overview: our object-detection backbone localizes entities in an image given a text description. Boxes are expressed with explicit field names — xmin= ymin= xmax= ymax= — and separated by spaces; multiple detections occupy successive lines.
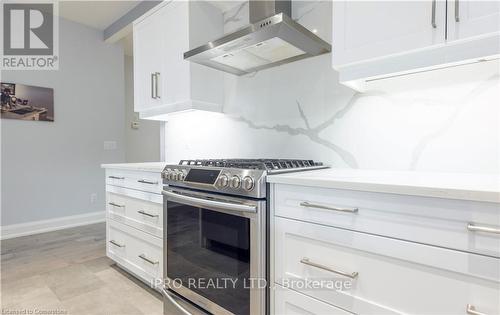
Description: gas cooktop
xmin=162 ymin=159 xmax=327 ymax=199
xmin=178 ymin=159 xmax=325 ymax=172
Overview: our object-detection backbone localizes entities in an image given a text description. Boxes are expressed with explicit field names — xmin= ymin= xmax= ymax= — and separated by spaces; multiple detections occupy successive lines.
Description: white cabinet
xmin=133 ymin=6 xmax=165 ymax=113
xmin=274 ymin=184 xmax=500 ymax=258
xmin=332 ymin=0 xmax=500 ymax=90
xmin=333 ymin=1 xmax=446 ymax=66
xmin=274 ymin=217 xmax=500 ymax=315
xmin=274 ymin=285 xmax=352 ymax=315
xmin=102 ymin=164 xmax=164 ymax=288
xmin=448 ymin=0 xmax=500 ymax=41
xmin=107 ymin=219 xmax=163 ymax=286
xmin=133 ymin=1 xmax=224 ymax=120
xmin=107 ymin=189 xmax=163 ymax=238
xmin=270 ymin=182 xmax=500 ymax=315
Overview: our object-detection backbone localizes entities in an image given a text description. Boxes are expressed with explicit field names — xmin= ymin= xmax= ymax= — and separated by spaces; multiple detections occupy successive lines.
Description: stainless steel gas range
xmin=161 ymin=159 xmax=327 ymax=315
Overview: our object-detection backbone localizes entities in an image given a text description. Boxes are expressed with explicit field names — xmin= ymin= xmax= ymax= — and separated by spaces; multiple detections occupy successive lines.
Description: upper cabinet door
xmin=332 ymin=1 xmax=446 ymax=67
xmin=133 ymin=6 xmax=166 ymax=112
xmin=132 ymin=2 xmax=224 ymax=120
xmin=447 ymin=0 xmax=500 ymax=41
xmin=159 ymin=1 xmax=190 ymax=107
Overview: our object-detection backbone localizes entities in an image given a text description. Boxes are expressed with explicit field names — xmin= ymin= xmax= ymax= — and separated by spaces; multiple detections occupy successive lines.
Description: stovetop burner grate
xmin=178 ymin=159 xmax=322 ymax=171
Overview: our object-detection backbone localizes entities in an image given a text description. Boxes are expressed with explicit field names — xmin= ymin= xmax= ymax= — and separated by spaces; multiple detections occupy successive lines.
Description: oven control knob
xmin=230 ymin=175 xmax=241 ymax=188
xmin=172 ymin=172 xmax=179 ymax=181
xmin=178 ymin=172 xmax=185 ymax=181
xmin=163 ymin=169 xmax=171 ymax=180
xmin=243 ymin=176 xmax=255 ymax=191
xmin=218 ymin=174 xmax=229 ymax=187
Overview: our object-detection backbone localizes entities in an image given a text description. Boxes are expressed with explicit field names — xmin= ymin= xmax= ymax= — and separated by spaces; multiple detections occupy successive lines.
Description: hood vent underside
xmin=184 ymin=1 xmax=331 ymax=76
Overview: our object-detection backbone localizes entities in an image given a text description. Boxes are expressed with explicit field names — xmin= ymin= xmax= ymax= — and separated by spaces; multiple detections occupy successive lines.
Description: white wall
xmin=1 ymin=18 xmax=126 ymax=226
xmin=124 ymin=55 xmax=161 ymax=162
xmin=164 ymin=1 xmax=500 ymax=174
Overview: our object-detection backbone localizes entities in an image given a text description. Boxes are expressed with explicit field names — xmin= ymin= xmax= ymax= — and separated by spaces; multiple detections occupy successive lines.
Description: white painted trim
xmin=159 ymin=121 xmax=166 ymax=162
xmin=0 ymin=211 xmax=105 ymax=240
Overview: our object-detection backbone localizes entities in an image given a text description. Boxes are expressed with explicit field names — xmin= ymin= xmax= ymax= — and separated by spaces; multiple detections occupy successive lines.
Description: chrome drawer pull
xmin=467 ymin=223 xmax=500 ymax=235
xmin=155 ymin=72 xmax=161 ymax=99
xmin=300 ymin=257 xmax=359 ymax=279
xmin=300 ymin=201 xmax=358 ymax=213
xmin=139 ymin=254 xmax=159 ymax=265
xmin=137 ymin=210 xmax=159 ymax=218
xmin=108 ymin=202 xmax=125 ymax=208
xmin=108 ymin=176 xmax=125 ymax=180
xmin=151 ymin=73 xmax=155 ymax=99
xmin=138 ymin=179 xmax=158 ymax=185
xmin=109 ymin=240 xmax=125 ymax=248
xmin=431 ymin=0 xmax=437 ymax=28
xmin=467 ymin=304 xmax=487 ymax=315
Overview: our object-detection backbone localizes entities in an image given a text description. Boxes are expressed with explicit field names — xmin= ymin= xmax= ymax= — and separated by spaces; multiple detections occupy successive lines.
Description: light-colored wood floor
xmin=1 ymin=223 xmax=163 ymax=315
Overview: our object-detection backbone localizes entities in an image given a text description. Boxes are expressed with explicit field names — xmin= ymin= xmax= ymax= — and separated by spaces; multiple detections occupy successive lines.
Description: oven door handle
xmin=161 ymin=288 xmax=193 ymax=315
xmin=162 ymin=190 xmax=257 ymax=213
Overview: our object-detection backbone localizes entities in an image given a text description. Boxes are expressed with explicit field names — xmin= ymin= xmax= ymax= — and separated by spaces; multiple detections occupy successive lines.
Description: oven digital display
xmin=184 ymin=169 xmax=221 ymax=184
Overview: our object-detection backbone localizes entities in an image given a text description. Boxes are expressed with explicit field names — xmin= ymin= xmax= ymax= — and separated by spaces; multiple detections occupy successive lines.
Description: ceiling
xmin=56 ymin=1 xmax=245 ymax=57
xmin=59 ymin=1 xmax=141 ymax=30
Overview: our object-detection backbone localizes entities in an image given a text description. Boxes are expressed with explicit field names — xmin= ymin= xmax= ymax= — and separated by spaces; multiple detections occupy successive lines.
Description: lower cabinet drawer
xmin=274 ymin=285 xmax=352 ymax=315
xmin=273 ymin=184 xmax=500 ymax=258
xmin=274 ymin=217 xmax=500 ymax=315
xmin=107 ymin=219 xmax=163 ymax=286
xmin=106 ymin=190 xmax=162 ymax=237
xmin=106 ymin=169 xmax=162 ymax=194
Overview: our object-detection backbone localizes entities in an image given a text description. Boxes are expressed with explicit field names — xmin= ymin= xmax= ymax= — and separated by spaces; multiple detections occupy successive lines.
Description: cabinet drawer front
xmin=273 ymin=184 xmax=500 ymax=257
xmin=274 ymin=285 xmax=352 ymax=315
xmin=275 ymin=217 xmax=500 ymax=315
xmin=106 ymin=169 xmax=162 ymax=194
xmin=107 ymin=220 xmax=162 ymax=281
xmin=106 ymin=192 xmax=162 ymax=237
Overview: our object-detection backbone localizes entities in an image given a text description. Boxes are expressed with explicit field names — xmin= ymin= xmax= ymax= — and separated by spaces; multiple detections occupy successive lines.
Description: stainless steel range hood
xmin=184 ymin=0 xmax=331 ymax=75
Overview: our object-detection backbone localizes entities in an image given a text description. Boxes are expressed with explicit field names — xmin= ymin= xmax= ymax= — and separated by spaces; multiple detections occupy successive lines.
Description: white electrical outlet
xmin=90 ymin=193 xmax=97 ymax=204
xmin=103 ymin=141 xmax=117 ymax=150
xmin=131 ymin=121 xmax=140 ymax=129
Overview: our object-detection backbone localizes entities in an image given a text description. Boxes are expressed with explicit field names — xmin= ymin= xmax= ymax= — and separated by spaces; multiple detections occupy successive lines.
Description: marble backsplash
xmin=164 ymin=1 xmax=499 ymax=174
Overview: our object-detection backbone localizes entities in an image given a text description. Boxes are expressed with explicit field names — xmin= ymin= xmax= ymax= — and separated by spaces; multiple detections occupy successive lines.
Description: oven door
xmin=162 ymin=187 xmax=266 ymax=315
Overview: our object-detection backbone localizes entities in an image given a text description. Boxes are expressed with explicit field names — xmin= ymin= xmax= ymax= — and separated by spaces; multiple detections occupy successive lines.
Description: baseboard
xmin=0 ymin=211 xmax=105 ymax=240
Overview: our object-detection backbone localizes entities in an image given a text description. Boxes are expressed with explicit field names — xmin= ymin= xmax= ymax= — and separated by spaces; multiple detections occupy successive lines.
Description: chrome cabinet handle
xmin=138 ymin=179 xmax=158 ymax=185
xmin=161 ymin=288 xmax=193 ymax=315
xmin=431 ymin=0 xmax=437 ymax=28
xmin=162 ymin=190 xmax=257 ymax=214
xmin=151 ymin=72 xmax=155 ymax=99
xmin=300 ymin=257 xmax=359 ymax=279
xmin=138 ymin=254 xmax=159 ymax=265
xmin=455 ymin=0 xmax=460 ymax=22
xmin=109 ymin=240 xmax=125 ymax=248
xmin=467 ymin=223 xmax=500 ymax=235
xmin=155 ymin=72 xmax=160 ymax=99
xmin=108 ymin=202 xmax=124 ymax=208
xmin=467 ymin=304 xmax=487 ymax=315
xmin=300 ymin=201 xmax=358 ymax=213
xmin=137 ymin=210 xmax=159 ymax=218
xmin=108 ymin=176 xmax=124 ymax=180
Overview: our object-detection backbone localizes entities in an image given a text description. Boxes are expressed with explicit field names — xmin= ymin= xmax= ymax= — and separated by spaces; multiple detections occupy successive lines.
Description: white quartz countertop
xmin=101 ymin=162 xmax=167 ymax=172
xmin=267 ymin=168 xmax=500 ymax=203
